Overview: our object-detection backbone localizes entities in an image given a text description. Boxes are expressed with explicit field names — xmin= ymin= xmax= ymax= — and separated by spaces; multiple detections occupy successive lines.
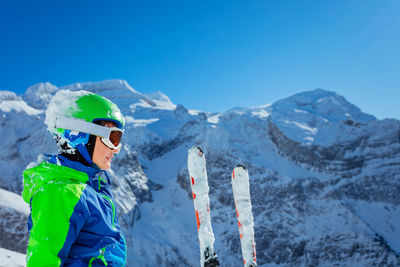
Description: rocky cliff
xmin=1 ymin=81 xmax=399 ymax=266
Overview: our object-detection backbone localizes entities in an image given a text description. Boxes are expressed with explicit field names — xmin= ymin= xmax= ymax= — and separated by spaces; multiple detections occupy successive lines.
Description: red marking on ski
xmin=191 ymin=177 xmax=194 ymax=185
xmin=195 ymin=210 xmax=200 ymax=230
xmin=232 ymin=171 xmax=235 ymax=179
xmin=192 ymin=193 xmax=196 ymax=199
xmin=253 ymin=243 xmax=257 ymax=262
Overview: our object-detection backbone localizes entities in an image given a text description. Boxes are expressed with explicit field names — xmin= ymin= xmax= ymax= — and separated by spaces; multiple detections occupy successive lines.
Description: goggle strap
xmin=55 ymin=116 xmax=123 ymax=138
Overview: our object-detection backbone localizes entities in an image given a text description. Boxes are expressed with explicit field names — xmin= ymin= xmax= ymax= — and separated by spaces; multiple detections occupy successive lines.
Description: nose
xmin=112 ymin=146 xmax=120 ymax=154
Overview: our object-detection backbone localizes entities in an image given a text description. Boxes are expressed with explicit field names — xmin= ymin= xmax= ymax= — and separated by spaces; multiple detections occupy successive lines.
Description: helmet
xmin=64 ymin=92 xmax=125 ymax=128
xmin=45 ymin=90 xmax=125 ymax=164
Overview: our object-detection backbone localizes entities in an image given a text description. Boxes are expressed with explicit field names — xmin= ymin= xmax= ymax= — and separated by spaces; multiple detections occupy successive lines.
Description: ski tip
xmin=189 ymin=146 xmax=204 ymax=156
xmin=235 ymin=164 xmax=247 ymax=170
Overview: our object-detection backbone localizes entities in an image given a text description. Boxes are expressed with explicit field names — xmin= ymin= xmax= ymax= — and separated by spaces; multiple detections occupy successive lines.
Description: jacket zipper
xmin=89 ymin=247 xmax=108 ymax=266
xmin=99 ymin=194 xmax=116 ymax=229
xmin=96 ymin=176 xmax=127 ymax=266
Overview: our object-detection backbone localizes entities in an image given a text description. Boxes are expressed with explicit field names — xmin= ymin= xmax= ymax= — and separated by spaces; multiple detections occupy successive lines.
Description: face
xmin=92 ymin=121 xmax=120 ymax=170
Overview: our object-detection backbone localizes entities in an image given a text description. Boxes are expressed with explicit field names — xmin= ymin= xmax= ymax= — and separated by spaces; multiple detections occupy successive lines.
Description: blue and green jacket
xmin=22 ymin=155 xmax=127 ymax=266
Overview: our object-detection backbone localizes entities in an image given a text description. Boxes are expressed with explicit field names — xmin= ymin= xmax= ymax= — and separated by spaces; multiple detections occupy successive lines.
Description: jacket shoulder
xmin=22 ymin=161 xmax=89 ymax=203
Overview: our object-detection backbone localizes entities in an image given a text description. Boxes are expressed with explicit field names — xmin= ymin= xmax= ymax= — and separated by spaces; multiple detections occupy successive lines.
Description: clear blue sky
xmin=1 ymin=0 xmax=399 ymax=119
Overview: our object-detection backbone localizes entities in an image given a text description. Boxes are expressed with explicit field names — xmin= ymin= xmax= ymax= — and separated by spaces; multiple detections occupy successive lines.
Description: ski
xmin=187 ymin=146 xmax=220 ymax=267
xmin=232 ymin=164 xmax=257 ymax=267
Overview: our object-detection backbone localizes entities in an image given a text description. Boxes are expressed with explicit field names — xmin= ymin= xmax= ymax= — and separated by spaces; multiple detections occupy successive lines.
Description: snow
xmin=251 ymin=109 xmax=270 ymax=119
xmin=283 ymin=120 xmax=318 ymax=135
xmin=207 ymin=114 xmax=220 ymax=124
xmin=0 ymin=100 xmax=42 ymax=115
xmin=129 ymin=99 xmax=155 ymax=110
xmin=20 ymin=79 xmax=178 ymax=115
xmin=59 ymin=79 xmax=138 ymax=94
xmin=272 ymin=89 xmax=376 ymax=123
xmin=1 ymin=81 xmax=400 ymax=266
xmin=125 ymin=116 xmax=159 ymax=127
xmin=24 ymin=82 xmax=57 ymax=101
xmin=129 ymin=144 xmax=200 ymax=266
xmin=345 ymin=199 xmax=400 ymax=253
xmin=0 ymin=247 xmax=25 ymax=267
xmin=0 ymin=91 xmax=19 ymax=101
xmin=145 ymin=91 xmax=176 ymax=110
xmin=188 ymin=109 xmax=203 ymax=115
xmin=0 ymin=189 xmax=29 ymax=215
xmin=44 ymin=89 xmax=89 ymax=134
xmin=0 ymin=91 xmax=42 ymax=115
xmin=268 ymin=89 xmax=378 ymax=146
xmin=294 ymin=108 xmax=308 ymax=114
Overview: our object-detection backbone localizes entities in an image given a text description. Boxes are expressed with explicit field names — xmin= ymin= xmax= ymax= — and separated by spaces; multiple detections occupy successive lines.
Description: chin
xmin=102 ymin=164 xmax=111 ymax=170
xmin=98 ymin=162 xmax=111 ymax=170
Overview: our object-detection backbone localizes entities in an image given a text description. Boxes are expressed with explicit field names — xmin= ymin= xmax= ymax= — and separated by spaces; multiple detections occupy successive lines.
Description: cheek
xmin=93 ymin=138 xmax=108 ymax=159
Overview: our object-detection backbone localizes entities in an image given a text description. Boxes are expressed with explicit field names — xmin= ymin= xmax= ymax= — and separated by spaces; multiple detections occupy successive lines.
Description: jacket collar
xmin=51 ymin=154 xmax=101 ymax=179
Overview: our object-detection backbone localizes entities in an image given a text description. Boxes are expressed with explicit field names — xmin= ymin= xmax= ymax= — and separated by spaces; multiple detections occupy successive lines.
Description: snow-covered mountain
xmin=1 ymin=80 xmax=400 ymax=266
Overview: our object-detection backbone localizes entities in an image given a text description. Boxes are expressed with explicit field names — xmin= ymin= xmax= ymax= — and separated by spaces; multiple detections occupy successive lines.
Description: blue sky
xmin=1 ymin=0 xmax=399 ymax=119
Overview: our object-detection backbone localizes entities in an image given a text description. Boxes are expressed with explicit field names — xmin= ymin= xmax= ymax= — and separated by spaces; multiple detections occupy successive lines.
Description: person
xmin=22 ymin=90 xmax=127 ymax=266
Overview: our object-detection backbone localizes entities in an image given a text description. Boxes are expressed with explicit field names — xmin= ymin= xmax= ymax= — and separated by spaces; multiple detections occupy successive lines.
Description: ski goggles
xmin=55 ymin=116 xmax=124 ymax=150
xmin=98 ymin=126 xmax=123 ymax=150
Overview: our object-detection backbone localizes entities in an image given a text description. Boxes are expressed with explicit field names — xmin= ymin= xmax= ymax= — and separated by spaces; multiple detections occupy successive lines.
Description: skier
xmin=22 ymin=90 xmax=127 ymax=266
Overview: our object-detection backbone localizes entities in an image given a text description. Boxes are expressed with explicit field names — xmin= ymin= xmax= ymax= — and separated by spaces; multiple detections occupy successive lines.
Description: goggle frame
xmin=54 ymin=116 xmax=124 ymax=151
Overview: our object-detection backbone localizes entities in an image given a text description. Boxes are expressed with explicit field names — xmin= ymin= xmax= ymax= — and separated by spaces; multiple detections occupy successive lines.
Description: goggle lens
xmin=100 ymin=129 xmax=123 ymax=150
xmin=109 ymin=130 xmax=122 ymax=147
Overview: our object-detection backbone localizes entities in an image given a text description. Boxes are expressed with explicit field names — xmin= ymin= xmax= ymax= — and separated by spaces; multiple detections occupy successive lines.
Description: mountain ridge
xmin=1 ymin=80 xmax=399 ymax=266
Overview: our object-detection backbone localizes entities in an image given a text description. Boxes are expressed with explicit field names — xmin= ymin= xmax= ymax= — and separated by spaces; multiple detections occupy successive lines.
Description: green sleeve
xmin=26 ymin=181 xmax=86 ymax=266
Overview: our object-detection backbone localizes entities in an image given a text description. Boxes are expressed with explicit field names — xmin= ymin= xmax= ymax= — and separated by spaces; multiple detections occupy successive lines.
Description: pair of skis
xmin=187 ymin=146 xmax=257 ymax=267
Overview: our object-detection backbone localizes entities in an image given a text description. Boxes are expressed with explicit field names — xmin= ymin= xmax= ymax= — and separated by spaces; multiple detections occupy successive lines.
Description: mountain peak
xmin=145 ymin=91 xmax=176 ymax=110
xmin=59 ymin=79 xmax=139 ymax=94
xmin=23 ymin=82 xmax=57 ymax=109
xmin=269 ymin=88 xmax=377 ymax=146
xmin=24 ymin=82 xmax=57 ymax=100
xmin=272 ymin=88 xmax=375 ymax=123
xmin=0 ymin=91 xmax=20 ymax=101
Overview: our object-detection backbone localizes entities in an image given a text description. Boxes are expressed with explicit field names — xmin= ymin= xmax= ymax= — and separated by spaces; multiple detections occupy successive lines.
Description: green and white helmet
xmin=45 ymin=90 xmax=125 ymax=163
